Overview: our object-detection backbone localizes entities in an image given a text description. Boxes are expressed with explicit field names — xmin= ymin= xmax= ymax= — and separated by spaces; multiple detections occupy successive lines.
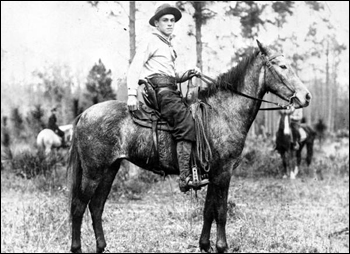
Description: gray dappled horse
xmin=275 ymin=110 xmax=316 ymax=179
xmin=68 ymin=41 xmax=311 ymax=253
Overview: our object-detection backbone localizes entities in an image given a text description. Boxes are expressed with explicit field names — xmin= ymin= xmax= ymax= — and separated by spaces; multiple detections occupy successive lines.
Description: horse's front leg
xmin=199 ymin=187 xmax=214 ymax=252
xmin=200 ymin=172 xmax=231 ymax=253
xmin=281 ymin=153 xmax=288 ymax=178
xmin=296 ymin=145 xmax=303 ymax=166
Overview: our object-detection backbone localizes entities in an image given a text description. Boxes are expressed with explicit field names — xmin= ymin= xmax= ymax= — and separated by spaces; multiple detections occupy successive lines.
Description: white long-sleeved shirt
xmin=291 ymin=108 xmax=303 ymax=121
xmin=127 ymin=30 xmax=177 ymax=96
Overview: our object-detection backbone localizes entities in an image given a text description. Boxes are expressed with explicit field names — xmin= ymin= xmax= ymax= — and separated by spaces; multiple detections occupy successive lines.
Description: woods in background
xmin=1 ymin=1 xmax=348 ymax=140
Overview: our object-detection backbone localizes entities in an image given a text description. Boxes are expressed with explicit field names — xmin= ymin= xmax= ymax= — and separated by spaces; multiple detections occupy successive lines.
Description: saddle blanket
xmin=300 ymin=127 xmax=307 ymax=142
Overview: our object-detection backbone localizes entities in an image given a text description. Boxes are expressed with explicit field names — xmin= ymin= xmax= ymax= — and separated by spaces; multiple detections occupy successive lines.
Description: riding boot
xmin=293 ymin=142 xmax=299 ymax=150
xmin=292 ymin=135 xmax=300 ymax=150
xmin=176 ymin=140 xmax=192 ymax=193
xmin=291 ymin=126 xmax=300 ymax=150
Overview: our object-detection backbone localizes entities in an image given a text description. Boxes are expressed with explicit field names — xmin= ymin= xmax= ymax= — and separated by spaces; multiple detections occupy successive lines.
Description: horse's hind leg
xmin=306 ymin=140 xmax=317 ymax=179
xmin=306 ymin=141 xmax=314 ymax=166
xmin=281 ymin=153 xmax=288 ymax=178
xmin=296 ymin=144 xmax=303 ymax=166
xmin=88 ymin=161 xmax=120 ymax=253
xmin=71 ymin=174 xmax=102 ymax=253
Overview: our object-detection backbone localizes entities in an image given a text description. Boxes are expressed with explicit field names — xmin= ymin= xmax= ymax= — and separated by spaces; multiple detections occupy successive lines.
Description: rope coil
xmin=191 ymin=101 xmax=212 ymax=172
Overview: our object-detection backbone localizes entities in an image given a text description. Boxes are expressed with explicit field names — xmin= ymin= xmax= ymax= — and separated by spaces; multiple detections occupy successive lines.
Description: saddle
xmin=131 ymin=79 xmax=211 ymax=190
xmin=131 ymin=79 xmax=172 ymax=131
xmin=299 ymin=126 xmax=307 ymax=142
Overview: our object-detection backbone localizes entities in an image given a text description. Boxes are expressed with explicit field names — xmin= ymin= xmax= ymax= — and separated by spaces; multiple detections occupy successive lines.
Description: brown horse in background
xmin=68 ymin=40 xmax=312 ymax=253
xmin=275 ymin=110 xmax=316 ymax=178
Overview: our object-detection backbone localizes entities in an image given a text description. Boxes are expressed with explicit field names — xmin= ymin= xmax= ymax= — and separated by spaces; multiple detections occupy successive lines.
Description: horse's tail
xmin=67 ymin=114 xmax=82 ymax=221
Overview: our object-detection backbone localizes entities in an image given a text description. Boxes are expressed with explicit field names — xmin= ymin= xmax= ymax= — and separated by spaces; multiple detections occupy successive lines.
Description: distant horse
xmin=275 ymin=110 xmax=316 ymax=179
xmin=36 ymin=124 xmax=73 ymax=155
xmin=68 ymin=40 xmax=312 ymax=253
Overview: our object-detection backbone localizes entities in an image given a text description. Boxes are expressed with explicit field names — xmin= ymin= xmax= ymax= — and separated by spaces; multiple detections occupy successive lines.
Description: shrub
xmin=233 ymin=136 xmax=282 ymax=178
xmin=110 ymin=162 xmax=161 ymax=200
xmin=1 ymin=116 xmax=11 ymax=147
xmin=25 ymin=104 xmax=46 ymax=135
xmin=12 ymin=150 xmax=60 ymax=178
xmin=10 ymin=107 xmax=25 ymax=139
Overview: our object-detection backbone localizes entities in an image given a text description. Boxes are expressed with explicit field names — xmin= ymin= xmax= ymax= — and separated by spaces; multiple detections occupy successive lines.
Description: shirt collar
xmin=153 ymin=30 xmax=174 ymax=43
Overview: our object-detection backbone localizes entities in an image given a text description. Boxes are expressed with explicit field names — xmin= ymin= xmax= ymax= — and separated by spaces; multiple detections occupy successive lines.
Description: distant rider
xmin=289 ymin=107 xmax=303 ymax=150
xmin=48 ymin=107 xmax=66 ymax=147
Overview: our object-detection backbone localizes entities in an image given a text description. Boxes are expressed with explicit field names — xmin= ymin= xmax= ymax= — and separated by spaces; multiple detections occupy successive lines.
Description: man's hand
xmin=179 ymin=67 xmax=202 ymax=82
xmin=127 ymin=95 xmax=139 ymax=111
xmin=188 ymin=67 xmax=201 ymax=79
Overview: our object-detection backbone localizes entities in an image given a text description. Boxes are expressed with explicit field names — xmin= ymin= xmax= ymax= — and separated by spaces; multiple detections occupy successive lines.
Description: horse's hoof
xmin=201 ymin=246 xmax=214 ymax=253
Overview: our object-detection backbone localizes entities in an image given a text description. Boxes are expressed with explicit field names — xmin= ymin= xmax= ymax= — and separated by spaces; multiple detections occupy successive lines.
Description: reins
xmin=198 ymin=54 xmax=297 ymax=111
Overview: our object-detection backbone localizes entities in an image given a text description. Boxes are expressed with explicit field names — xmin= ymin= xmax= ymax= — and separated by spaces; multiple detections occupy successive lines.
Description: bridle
xmin=199 ymin=53 xmax=298 ymax=111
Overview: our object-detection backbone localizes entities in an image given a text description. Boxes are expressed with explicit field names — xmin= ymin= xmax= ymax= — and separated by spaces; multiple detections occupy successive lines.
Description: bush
xmin=336 ymin=129 xmax=349 ymax=138
xmin=12 ymin=150 xmax=62 ymax=179
xmin=1 ymin=116 xmax=11 ymax=147
xmin=10 ymin=107 xmax=25 ymax=139
xmin=233 ymin=136 xmax=282 ymax=178
xmin=110 ymin=162 xmax=161 ymax=200
xmin=313 ymin=154 xmax=349 ymax=178
xmin=25 ymin=105 xmax=46 ymax=136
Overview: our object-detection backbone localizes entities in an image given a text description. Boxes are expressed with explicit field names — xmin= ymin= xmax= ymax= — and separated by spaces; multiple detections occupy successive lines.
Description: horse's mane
xmin=200 ymin=49 xmax=260 ymax=98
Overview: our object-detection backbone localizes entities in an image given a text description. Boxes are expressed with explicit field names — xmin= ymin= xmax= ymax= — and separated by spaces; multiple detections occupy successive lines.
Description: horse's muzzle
xmin=306 ymin=92 xmax=312 ymax=103
xmin=293 ymin=91 xmax=312 ymax=108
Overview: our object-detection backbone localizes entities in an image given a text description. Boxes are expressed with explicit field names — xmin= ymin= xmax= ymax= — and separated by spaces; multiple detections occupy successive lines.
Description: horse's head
xmin=257 ymin=40 xmax=312 ymax=108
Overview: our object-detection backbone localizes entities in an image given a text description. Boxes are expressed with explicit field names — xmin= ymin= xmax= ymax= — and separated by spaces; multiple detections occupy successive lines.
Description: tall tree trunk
xmin=193 ymin=2 xmax=203 ymax=88
xmin=129 ymin=1 xmax=136 ymax=64
xmin=325 ymin=40 xmax=332 ymax=131
xmin=332 ymin=58 xmax=339 ymax=131
xmin=312 ymin=64 xmax=320 ymax=123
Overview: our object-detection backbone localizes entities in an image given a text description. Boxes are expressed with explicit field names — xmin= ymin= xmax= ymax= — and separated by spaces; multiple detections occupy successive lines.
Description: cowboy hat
xmin=149 ymin=3 xmax=182 ymax=27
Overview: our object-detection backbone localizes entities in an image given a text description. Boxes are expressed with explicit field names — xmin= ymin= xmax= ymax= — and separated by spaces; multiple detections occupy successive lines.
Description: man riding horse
xmin=47 ymin=107 xmax=66 ymax=147
xmin=126 ymin=3 xmax=206 ymax=192
xmin=281 ymin=107 xmax=305 ymax=150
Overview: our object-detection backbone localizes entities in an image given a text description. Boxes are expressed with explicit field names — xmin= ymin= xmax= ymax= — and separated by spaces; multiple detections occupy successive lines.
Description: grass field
xmin=1 ymin=137 xmax=349 ymax=253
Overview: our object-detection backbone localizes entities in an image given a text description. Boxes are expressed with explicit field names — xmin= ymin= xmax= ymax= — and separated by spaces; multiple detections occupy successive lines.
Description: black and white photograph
xmin=1 ymin=1 xmax=349 ymax=253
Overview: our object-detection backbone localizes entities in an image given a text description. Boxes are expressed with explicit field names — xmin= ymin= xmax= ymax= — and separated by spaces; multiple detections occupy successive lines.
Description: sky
xmin=1 ymin=1 xmax=127 ymax=84
xmin=1 ymin=1 xmax=349 ymax=89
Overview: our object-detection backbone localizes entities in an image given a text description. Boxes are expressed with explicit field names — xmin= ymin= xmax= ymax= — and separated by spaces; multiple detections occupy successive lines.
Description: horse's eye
xmin=280 ymin=65 xmax=287 ymax=69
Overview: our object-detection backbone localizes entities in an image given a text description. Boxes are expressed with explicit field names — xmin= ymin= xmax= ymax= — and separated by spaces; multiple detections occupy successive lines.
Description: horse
xmin=275 ymin=110 xmax=316 ymax=179
xmin=68 ymin=40 xmax=312 ymax=253
xmin=36 ymin=124 xmax=73 ymax=155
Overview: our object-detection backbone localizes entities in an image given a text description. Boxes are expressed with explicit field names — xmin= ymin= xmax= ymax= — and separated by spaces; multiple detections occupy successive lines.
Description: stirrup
xmin=188 ymin=179 xmax=209 ymax=190
xmin=188 ymin=167 xmax=209 ymax=190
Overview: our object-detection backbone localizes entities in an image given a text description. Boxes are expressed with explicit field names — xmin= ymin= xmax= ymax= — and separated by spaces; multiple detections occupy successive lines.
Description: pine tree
xmin=85 ymin=59 xmax=116 ymax=105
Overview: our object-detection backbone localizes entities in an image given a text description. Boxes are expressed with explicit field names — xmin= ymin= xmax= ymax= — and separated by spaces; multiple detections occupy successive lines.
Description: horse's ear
xmin=256 ymin=39 xmax=269 ymax=56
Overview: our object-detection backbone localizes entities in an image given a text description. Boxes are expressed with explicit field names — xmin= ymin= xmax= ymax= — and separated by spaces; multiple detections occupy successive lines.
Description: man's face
xmin=155 ymin=14 xmax=175 ymax=37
